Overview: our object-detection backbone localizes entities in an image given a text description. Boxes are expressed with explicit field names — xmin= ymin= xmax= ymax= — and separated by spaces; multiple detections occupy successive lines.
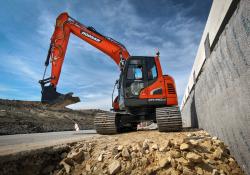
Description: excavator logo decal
xmin=81 ymin=31 xmax=101 ymax=42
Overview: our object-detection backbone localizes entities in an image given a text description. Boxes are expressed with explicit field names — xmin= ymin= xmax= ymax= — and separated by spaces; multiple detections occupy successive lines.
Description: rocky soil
xmin=0 ymin=99 xmax=97 ymax=135
xmin=54 ymin=130 xmax=244 ymax=175
xmin=0 ymin=99 xmax=245 ymax=174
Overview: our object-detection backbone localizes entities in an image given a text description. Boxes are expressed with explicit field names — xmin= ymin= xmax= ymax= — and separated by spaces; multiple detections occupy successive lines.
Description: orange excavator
xmin=39 ymin=13 xmax=182 ymax=134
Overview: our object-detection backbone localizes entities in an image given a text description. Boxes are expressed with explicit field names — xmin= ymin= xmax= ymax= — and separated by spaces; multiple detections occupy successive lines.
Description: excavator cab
xmin=115 ymin=57 xmax=151 ymax=110
xmin=117 ymin=56 xmax=166 ymax=109
xmin=104 ymin=55 xmax=182 ymax=134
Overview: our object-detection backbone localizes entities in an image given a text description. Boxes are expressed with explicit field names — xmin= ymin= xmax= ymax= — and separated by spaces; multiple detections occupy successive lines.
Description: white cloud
xmin=13 ymin=59 xmax=41 ymax=81
xmin=68 ymin=97 xmax=111 ymax=110
xmin=0 ymin=84 xmax=18 ymax=92
xmin=0 ymin=55 xmax=42 ymax=84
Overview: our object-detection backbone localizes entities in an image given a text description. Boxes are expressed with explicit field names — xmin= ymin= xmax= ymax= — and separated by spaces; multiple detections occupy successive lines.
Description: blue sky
xmin=0 ymin=0 xmax=211 ymax=109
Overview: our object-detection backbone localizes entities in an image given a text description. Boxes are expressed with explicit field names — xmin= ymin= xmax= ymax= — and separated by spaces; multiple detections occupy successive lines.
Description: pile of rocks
xmin=53 ymin=131 xmax=244 ymax=175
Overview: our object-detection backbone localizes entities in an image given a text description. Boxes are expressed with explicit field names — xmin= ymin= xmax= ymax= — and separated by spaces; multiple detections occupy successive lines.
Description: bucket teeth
xmin=41 ymin=85 xmax=80 ymax=107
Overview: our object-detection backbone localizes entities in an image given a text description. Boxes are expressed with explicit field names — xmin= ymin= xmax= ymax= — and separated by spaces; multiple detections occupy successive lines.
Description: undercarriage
xmin=94 ymin=106 xmax=182 ymax=134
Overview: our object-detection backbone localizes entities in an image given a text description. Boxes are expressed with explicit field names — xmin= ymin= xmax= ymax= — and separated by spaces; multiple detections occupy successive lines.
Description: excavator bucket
xmin=41 ymin=85 xmax=80 ymax=107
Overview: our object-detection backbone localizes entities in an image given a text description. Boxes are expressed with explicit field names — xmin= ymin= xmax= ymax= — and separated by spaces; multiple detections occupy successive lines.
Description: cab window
xmin=147 ymin=59 xmax=158 ymax=81
xmin=127 ymin=64 xmax=143 ymax=80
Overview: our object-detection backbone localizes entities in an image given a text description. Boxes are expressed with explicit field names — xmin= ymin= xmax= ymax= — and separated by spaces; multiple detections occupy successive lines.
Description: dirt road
xmin=0 ymin=130 xmax=97 ymax=156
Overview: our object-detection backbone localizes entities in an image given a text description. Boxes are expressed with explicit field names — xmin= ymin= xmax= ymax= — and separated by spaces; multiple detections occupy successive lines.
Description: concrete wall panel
xmin=181 ymin=1 xmax=250 ymax=173
xmin=181 ymin=0 xmax=234 ymax=107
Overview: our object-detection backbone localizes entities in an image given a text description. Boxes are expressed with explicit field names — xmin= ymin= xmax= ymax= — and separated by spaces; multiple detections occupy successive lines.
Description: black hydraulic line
xmin=42 ymin=66 xmax=47 ymax=81
xmin=41 ymin=44 xmax=52 ymax=82
xmin=45 ymin=44 xmax=52 ymax=67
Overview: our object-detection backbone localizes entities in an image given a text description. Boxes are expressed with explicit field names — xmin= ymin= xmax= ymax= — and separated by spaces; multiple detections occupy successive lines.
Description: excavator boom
xmin=39 ymin=12 xmax=130 ymax=104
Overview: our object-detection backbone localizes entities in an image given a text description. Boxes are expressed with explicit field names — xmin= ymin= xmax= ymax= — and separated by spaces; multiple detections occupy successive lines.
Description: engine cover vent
xmin=167 ymin=83 xmax=176 ymax=94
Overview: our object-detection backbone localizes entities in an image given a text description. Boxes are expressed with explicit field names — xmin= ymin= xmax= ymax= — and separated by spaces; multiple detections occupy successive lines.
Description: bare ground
xmin=0 ymin=99 xmax=245 ymax=174
xmin=0 ymin=130 xmax=245 ymax=175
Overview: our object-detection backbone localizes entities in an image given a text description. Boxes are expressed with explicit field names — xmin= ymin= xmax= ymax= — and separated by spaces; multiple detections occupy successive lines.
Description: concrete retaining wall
xmin=181 ymin=0 xmax=250 ymax=173
xmin=181 ymin=0 xmax=234 ymax=108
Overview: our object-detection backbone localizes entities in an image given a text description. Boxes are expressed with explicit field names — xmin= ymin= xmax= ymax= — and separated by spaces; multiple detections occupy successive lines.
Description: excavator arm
xmin=39 ymin=12 xmax=130 ymax=104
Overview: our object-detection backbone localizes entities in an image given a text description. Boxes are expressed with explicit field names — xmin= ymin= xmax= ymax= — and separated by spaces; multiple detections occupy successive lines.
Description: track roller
xmin=94 ymin=112 xmax=119 ymax=134
xmin=156 ymin=106 xmax=182 ymax=132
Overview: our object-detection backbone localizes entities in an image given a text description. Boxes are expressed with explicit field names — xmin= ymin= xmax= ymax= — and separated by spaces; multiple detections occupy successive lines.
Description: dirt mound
xmin=0 ymin=145 xmax=70 ymax=175
xmin=54 ymin=130 xmax=244 ymax=175
xmin=0 ymin=99 xmax=99 ymax=135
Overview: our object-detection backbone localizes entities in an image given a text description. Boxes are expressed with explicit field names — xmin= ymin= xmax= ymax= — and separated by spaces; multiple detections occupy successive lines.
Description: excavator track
xmin=156 ymin=106 xmax=182 ymax=132
xmin=94 ymin=112 xmax=119 ymax=135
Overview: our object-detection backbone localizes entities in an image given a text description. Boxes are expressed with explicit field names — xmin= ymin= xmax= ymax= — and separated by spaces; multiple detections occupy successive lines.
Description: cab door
xmin=123 ymin=58 xmax=146 ymax=99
